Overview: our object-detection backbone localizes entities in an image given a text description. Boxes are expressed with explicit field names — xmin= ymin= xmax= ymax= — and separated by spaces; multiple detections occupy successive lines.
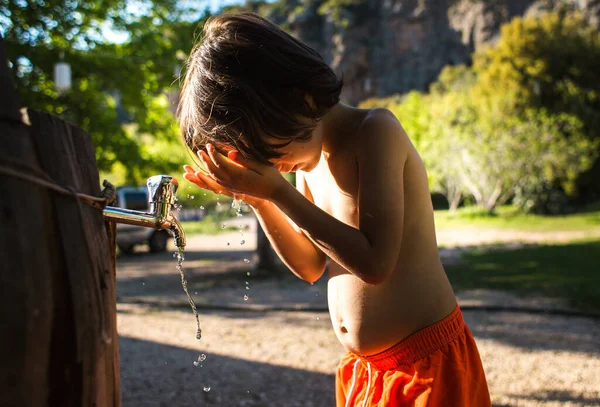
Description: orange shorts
xmin=336 ymin=305 xmax=491 ymax=407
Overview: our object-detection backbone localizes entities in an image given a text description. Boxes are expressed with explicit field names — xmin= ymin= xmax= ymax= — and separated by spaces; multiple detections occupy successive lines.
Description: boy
xmin=179 ymin=12 xmax=491 ymax=406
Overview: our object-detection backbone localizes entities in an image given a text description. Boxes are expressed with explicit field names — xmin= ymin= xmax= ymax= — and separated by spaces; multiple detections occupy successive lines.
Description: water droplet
xmin=199 ymin=354 xmax=207 ymax=362
xmin=247 ymin=271 xmax=251 ymax=276
xmin=142 ymin=282 xmax=145 ymax=286
xmin=245 ymin=281 xmax=249 ymax=285
xmin=316 ymin=317 xmax=320 ymax=320
xmin=216 ymin=202 xmax=221 ymax=207
xmin=203 ymin=386 xmax=211 ymax=392
xmin=200 ymin=205 xmax=204 ymax=210
xmin=245 ymin=286 xmax=250 ymax=290
xmin=240 ymin=240 xmax=245 ymax=245
xmin=244 ymin=259 xmax=250 ymax=263
xmin=244 ymin=295 xmax=249 ymax=301
xmin=195 ymin=291 xmax=198 ymax=295
xmin=191 ymin=196 xmax=195 ymax=199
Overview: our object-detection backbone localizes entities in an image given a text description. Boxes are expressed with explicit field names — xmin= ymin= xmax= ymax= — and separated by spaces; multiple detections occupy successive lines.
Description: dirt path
xmin=116 ymin=217 xmax=600 ymax=406
xmin=117 ymin=304 xmax=600 ymax=407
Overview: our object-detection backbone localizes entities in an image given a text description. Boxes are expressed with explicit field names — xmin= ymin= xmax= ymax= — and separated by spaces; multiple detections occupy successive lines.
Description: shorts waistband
xmin=360 ymin=304 xmax=465 ymax=370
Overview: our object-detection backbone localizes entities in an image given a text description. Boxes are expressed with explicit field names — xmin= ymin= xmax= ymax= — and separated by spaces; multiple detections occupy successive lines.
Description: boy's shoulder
xmin=356 ymin=107 xmax=410 ymax=150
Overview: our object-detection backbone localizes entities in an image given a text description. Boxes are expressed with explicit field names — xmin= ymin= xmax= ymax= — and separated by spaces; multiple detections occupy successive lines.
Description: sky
xmin=101 ymin=0 xmax=255 ymax=43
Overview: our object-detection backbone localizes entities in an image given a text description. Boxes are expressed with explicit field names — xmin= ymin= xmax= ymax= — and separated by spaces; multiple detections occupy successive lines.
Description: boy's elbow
xmin=359 ymin=260 xmax=394 ymax=285
xmin=301 ymin=257 xmax=327 ymax=284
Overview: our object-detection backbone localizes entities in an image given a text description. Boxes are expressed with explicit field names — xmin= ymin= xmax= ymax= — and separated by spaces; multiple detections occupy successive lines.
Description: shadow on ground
xmin=463 ymin=310 xmax=600 ymax=354
xmin=119 ymin=336 xmax=335 ymax=407
xmin=116 ymin=248 xmax=328 ymax=311
xmin=505 ymin=389 xmax=600 ymax=406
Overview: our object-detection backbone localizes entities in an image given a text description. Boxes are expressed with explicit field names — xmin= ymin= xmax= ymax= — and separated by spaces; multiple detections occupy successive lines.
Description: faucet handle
xmin=147 ymin=175 xmax=178 ymax=205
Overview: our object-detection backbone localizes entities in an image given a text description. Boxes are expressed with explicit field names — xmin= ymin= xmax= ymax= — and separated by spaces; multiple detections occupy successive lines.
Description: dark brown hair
xmin=178 ymin=12 xmax=342 ymax=163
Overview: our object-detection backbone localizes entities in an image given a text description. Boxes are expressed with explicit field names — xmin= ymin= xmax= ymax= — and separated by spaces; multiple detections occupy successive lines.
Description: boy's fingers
xmin=183 ymin=172 xmax=205 ymax=189
xmin=183 ymin=165 xmax=196 ymax=174
xmin=198 ymin=151 xmax=218 ymax=178
xmin=196 ymin=171 xmax=227 ymax=195
xmin=204 ymin=146 xmax=239 ymax=185
xmin=206 ymin=144 xmax=232 ymax=172
xmin=228 ymin=150 xmax=262 ymax=173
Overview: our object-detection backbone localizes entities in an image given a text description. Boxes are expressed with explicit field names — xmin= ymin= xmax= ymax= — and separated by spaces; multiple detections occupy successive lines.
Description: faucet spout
xmin=103 ymin=175 xmax=186 ymax=249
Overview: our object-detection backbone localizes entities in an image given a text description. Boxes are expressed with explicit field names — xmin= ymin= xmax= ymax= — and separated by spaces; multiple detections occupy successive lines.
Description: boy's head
xmin=178 ymin=12 xmax=342 ymax=168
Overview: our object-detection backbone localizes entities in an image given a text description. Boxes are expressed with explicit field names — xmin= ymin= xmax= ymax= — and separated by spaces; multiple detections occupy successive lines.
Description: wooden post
xmin=0 ymin=37 xmax=120 ymax=407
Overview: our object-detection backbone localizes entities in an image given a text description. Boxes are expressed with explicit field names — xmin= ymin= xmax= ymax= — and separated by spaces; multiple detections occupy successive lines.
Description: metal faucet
xmin=103 ymin=175 xmax=186 ymax=248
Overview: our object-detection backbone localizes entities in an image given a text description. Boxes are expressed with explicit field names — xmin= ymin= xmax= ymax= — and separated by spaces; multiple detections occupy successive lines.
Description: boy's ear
xmin=304 ymin=93 xmax=316 ymax=110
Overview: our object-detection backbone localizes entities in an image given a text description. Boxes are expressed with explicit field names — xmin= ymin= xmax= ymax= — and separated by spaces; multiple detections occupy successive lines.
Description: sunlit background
xmin=2 ymin=1 xmax=600 ymax=406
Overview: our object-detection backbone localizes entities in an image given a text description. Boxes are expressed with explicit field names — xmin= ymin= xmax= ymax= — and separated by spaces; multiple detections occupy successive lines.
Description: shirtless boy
xmin=179 ymin=12 xmax=491 ymax=406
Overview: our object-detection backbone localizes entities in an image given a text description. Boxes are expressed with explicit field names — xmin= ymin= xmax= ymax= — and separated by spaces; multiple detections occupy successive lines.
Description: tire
xmin=149 ymin=231 xmax=169 ymax=253
xmin=118 ymin=244 xmax=134 ymax=255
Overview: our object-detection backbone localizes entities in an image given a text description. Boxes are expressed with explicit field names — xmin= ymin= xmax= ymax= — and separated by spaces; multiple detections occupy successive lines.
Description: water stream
xmin=175 ymin=246 xmax=202 ymax=340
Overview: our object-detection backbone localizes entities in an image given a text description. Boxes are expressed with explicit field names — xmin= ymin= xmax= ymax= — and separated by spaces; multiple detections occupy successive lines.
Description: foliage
xmin=1 ymin=0 xmax=210 ymax=185
xmin=360 ymin=11 xmax=600 ymax=214
xmin=316 ymin=0 xmax=368 ymax=26
xmin=473 ymin=10 xmax=600 ymax=140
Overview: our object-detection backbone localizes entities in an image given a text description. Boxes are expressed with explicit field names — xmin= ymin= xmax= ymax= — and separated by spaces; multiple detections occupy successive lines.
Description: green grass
xmin=445 ymin=239 xmax=600 ymax=314
xmin=181 ymin=215 xmax=240 ymax=235
xmin=434 ymin=205 xmax=600 ymax=232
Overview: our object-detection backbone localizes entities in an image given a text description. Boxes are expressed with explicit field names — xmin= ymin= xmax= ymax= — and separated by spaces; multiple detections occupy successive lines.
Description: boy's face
xmin=266 ymin=130 xmax=323 ymax=173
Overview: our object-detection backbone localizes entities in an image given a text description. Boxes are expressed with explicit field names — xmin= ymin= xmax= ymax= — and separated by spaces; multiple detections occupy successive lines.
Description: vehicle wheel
xmin=149 ymin=231 xmax=169 ymax=253
xmin=118 ymin=244 xmax=134 ymax=255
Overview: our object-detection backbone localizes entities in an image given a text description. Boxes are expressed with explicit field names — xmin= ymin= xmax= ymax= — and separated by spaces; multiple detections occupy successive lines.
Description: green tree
xmin=473 ymin=11 xmax=600 ymax=136
xmin=472 ymin=10 xmax=600 ymax=211
xmin=1 ymin=0 xmax=209 ymax=185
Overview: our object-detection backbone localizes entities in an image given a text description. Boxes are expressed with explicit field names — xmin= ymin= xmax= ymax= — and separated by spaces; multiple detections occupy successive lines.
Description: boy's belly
xmin=327 ymin=260 xmax=456 ymax=356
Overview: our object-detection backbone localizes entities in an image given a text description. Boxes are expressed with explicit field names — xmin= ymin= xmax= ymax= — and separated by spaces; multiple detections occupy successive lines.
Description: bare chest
xmin=304 ymin=153 xmax=359 ymax=227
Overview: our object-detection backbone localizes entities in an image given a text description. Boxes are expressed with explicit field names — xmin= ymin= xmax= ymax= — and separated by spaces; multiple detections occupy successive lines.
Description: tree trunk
xmin=256 ymin=220 xmax=277 ymax=271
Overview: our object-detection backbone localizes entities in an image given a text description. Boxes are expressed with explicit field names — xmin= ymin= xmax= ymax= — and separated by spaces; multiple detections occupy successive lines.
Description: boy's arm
xmin=271 ymin=114 xmax=407 ymax=285
xmin=252 ymin=171 xmax=327 ymax=283
xmin=184 ymin=164 xmax=327 ymax=283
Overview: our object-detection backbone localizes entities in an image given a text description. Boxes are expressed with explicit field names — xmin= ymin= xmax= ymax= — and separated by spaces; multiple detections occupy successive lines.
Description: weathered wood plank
xmin=0 ymin=36 xmax=21 ymax=123
xmin=0 ymin=32 xmax=56 ymax=407
xmin=28 ymin=110 xmax=120 ymax=407
xmin=0 ymin=120 xmax=57 ymax=407
xmin=0 ymin=37 xmax=120 ymax=407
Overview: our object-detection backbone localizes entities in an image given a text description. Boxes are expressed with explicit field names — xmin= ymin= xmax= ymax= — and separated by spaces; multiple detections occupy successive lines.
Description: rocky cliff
xmin=286 ymin=0 xmax=600 ymax=104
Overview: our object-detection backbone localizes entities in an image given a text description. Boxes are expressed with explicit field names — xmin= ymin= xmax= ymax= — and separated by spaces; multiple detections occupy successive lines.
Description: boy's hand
xmin=183 ymin=143 xmax=286 ymax=204
xmin=182 ymin=165 xmax=263 ymax=208
xmin=202 ymin=143 xmax=286 ymax=200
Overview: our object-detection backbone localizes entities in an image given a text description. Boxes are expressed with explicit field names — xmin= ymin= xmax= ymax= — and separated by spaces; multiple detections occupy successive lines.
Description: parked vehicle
xmin=115 ymin=186 xmax=171 ymax=254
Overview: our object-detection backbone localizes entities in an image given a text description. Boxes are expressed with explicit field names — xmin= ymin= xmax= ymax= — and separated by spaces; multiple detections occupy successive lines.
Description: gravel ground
xmin=117 ymin=305 xmax=600 ymax=407
xmin=116 ymin=217 xmax=600 ymax=406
